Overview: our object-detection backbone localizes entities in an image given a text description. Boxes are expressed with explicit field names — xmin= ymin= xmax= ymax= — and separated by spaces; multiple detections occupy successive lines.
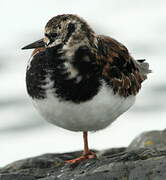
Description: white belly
xmin=32 ymin=83 xmax=135 ymax=132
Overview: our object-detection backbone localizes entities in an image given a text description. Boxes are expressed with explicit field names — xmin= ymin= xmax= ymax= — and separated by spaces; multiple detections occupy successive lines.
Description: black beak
xmin=22 ymin=38 xmax=45 ymax=50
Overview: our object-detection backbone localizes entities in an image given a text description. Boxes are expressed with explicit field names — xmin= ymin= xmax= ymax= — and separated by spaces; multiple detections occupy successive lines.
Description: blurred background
xmin=1 ymin=0 xmax=166 ymax=167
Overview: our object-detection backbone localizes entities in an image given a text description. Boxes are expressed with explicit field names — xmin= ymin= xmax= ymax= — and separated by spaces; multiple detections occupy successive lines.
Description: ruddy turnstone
xmin=22 ymin=14 xmax=151 ymax=163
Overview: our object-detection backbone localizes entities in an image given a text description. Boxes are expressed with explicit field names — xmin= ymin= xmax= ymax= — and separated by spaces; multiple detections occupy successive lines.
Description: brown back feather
xmin=97 ymin=35 xmax=147 ymax=97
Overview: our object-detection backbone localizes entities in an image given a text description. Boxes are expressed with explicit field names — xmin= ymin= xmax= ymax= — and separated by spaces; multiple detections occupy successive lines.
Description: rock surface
xmin=1 ymin=129 xmax=166 ymax=180
xmin=128 ymin=129 xmax=166 ymax=150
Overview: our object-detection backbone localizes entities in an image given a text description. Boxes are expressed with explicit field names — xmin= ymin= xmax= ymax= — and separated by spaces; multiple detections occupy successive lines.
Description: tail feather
xmin=134 ymin=59 xmax=152 ymax=79
xmin=137 ymin=59 xmax=146 ymax=63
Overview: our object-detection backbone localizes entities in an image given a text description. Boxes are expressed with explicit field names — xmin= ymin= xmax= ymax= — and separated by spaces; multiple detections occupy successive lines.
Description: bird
xmin=22 ymin=14 xmax=151 ymax=163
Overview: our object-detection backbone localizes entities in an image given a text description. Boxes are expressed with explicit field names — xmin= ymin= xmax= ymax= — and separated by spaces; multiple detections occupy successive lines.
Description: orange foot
xmin=65 ymin=151 xmax=97 ymax=164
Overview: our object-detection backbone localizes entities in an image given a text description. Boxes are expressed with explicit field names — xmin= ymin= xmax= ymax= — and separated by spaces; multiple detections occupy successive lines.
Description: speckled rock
xmin=1 ymin=129 xmax=166 ymax=180
xmin=128 ymin=129 xmax=166 ymax=150
xmin=1 ymin=147 xmax=166 ymax=180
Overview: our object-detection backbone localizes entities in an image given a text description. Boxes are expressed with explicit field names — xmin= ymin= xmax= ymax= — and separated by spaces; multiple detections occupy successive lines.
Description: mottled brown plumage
xmin=30 ymin=32 xmax=150 ymax=98
xmin=97 ymin=35 xmax=150 ymax=97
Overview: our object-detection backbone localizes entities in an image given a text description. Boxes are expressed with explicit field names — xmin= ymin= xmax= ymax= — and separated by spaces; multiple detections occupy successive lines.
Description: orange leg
xmin=66 ymin=131 xmax=96 ymax=164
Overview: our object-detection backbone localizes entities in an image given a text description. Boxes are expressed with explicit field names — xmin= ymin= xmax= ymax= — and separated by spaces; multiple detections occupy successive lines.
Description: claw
xmin=65 ymin=151 xmax=96 ymax=164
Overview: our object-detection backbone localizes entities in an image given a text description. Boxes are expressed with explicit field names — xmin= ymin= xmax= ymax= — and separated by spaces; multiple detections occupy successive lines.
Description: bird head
xmin=22 ymin=14 xmax=97 ymax=50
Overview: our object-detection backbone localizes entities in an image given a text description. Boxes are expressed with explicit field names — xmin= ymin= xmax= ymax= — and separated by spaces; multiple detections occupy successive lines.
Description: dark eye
xmin=45 ymin=33 xmax=49 ymax=37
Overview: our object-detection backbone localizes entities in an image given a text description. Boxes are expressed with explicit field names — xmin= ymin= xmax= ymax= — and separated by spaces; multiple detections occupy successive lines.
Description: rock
xmin=128 ymin=129 xmax=166 ymax=150
xmin=1 ymin=130 xmax=166 ymax=180
xmin=1 ymin=148 xmax=166 ymax=180
xmin=0 ymin=174 xmax=36 ymax=180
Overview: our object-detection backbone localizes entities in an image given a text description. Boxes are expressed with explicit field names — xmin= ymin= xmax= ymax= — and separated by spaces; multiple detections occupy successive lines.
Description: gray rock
xmin=1 ymin=147 xmax=166 ymax=180
xmin=0 ymin=174 xmax=36 ymax=180
xmin=128 ymin=129 xmax=166 ymax=150
xmin=1 ymin=129 xmax=166 ymax=180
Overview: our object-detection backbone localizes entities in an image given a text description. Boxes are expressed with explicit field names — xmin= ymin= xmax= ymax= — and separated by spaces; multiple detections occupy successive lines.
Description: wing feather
xmin=97 ymin=35 xmax=151 ymax=97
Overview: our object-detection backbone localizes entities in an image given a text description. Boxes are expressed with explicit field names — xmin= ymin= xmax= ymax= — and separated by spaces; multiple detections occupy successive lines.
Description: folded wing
xmin=97 ymin=35 xmax=151 ymax=97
